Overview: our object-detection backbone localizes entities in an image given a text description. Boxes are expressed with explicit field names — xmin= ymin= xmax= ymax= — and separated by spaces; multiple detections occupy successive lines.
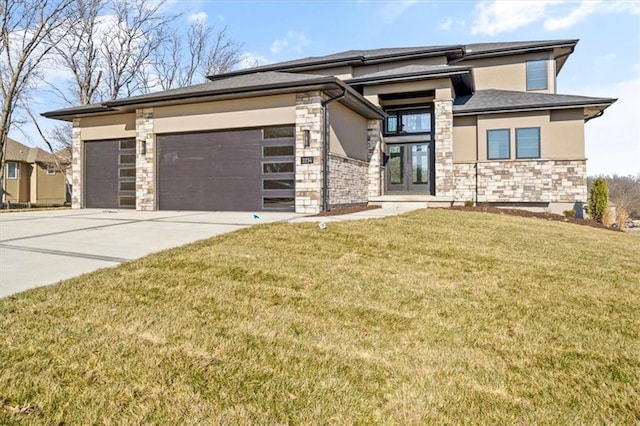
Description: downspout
xmin=321 ymin=87 xmax=347 ymax=212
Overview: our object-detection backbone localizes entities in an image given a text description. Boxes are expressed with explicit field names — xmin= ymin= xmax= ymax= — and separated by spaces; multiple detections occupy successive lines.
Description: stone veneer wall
xmin=71 ymin=118 xmax=82 ymax=208
xmin=136 ymin=108 xmax=155 ymax=211
xmin=295 ymin=91 xmax=325 ymax=214
xmin=328 ymin=154 xmax=369 ymax=207
xmin=452 ymin=159 xmax=587 ymax=203
xmin=434 ymin=99 xmax=454 ymax=196
xmin=367 ymin=119 xmax=383 ymax=197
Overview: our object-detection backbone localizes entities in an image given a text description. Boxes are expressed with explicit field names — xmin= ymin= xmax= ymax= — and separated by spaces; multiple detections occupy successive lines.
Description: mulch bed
xmin=314 ymin=204 xmax=381 ymax=217
xmin=313 ymin=203 xmax=615 ymax=231
xmin=446 ymin=205 xmax=614 ymax=230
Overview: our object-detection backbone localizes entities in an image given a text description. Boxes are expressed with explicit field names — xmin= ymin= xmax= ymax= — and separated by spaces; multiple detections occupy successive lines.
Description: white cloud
xmin=570 ymin=77 xmax=640 ymax=175
xmin=187 ymin=12 xmax=208 ymax=24
xmin=439 ymin=17 xmax=466 ymax=32
xmin=472 ymin=0 xmax=640 ymax=35
xmin=375 ymin=0 xmax=417 ymax=26
xmin=270 ymin=31 xmax=311 ymax=55
xmin=544 ymin=0 xmax=600 ymax=31
xmin=439 ymin=18 xmax=453 ymax=31
xmin=239 ymin=52 xmax=270 ymax=69
xmin=472 ymin=0 xmax=562 ymax=36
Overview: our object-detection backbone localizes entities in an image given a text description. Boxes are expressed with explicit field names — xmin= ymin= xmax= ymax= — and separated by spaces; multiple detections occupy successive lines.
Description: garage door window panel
xmin=263 ymin=162 xmax=294 ymax=174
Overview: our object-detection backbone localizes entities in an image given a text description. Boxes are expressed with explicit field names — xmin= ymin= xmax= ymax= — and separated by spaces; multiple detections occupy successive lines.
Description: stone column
xmin=71 ymin=118 xmax=82 ymax=209
xmin=367 ymin=119 xmax=383 ymax=197
xmin=136 ymin=108 xmax=155 ymax=211
xmin=294 ymin=91 xmax=325 ymax=214
xmin=434 ymin=99 xmax=454 ymax=196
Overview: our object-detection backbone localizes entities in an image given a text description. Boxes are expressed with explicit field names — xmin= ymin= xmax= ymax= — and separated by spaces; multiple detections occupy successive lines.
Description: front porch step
xmin=368 ymin=195 xmax=455 ymax=209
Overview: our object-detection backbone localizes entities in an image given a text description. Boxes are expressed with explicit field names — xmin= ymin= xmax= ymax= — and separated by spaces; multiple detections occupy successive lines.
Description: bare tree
xmin=0 ymin=0 xmax=75 ymax=171
xmin=606 ymin=174 xmax=640 ymax=222
xmin=101 ymin=0 xmax=175 ymax=100
xmin=147 ymin=21 xmax=243 ymax=91
xmin=52 ymin=0 xmax=105 ymax=105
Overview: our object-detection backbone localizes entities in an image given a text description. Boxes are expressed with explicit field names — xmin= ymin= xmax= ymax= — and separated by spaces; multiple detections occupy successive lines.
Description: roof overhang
xmin=458 ymin=40 xmax=579 ymax=62
xmin=454 ymin=100 xmax=616 ymax=120
xmin=206 ymin=47 xmax=465 ymax=81
xmin=42 ymin=77 xmax=385 ymax=122
xmin=346 ymin=68 xmax=474 ymax=96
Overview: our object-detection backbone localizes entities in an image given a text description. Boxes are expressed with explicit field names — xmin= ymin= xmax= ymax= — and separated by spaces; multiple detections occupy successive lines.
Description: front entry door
xmin=386 ymin=143 xmax=432 ymax=193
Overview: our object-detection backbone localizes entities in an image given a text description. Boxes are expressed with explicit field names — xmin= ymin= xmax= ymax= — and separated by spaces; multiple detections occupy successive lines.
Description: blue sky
xmin=13 ymin=0 xmax=640 ymax=175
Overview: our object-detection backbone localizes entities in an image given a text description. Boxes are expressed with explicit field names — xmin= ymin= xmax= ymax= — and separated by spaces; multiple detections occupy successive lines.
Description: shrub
xmin=464 ymin=199 xmax=474 ymax=207
xmin=588 ymin=177 xmax=609 ymax=223
xmin=563 ymin=209 xmax=576 ymax=218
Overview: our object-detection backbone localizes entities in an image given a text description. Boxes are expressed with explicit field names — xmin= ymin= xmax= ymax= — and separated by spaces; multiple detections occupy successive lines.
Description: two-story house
xmin=43 ymin=39 xmax=615 ymax=215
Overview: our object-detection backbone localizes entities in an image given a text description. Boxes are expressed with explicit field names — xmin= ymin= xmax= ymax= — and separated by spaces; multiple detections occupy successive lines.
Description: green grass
xmin=1 ymin=209 xmax=639 ymax=424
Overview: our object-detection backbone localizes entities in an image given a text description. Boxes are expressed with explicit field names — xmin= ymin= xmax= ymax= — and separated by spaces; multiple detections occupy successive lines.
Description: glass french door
xmin=386 ymin=142 xmax=432 ymax=193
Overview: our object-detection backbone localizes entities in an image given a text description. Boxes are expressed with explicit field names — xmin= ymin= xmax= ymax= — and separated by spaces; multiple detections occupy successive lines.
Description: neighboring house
xmin=42 ymin=39 xmax=615 ymax=215
xmin=2 ymin=138 xmax=68 ymax=206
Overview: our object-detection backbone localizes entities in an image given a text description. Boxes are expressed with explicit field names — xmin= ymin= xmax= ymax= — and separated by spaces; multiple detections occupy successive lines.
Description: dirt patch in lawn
xmin=446 ymin=205 xmax=613 ymax=230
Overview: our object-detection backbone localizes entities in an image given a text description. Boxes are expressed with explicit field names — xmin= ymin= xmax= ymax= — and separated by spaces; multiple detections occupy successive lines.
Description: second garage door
xmin=157 ymin=127 xmax=295 ymax=211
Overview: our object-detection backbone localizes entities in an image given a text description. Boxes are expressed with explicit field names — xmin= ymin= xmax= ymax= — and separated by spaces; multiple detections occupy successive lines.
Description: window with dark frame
xmin=487 ymin=129 xmax=510 ymax=160
xmin=526 ymin=59 xmax=547 ymax=91
xmin=384 ymin=107 xmax=432 ymax=135
xmin=516 ymin=127 xmax=541 ymax=159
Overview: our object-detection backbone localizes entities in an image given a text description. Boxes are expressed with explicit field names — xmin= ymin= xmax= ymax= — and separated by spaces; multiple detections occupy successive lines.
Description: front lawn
xmin=1 ymin=209 xmax=638 ymax=424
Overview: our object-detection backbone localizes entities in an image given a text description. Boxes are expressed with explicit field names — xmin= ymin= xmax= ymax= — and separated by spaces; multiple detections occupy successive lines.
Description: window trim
xmin=526 ymin=59 xmax=548 ymax=91
xmin=6 ymin=161 xmax=19 ymax=179
xmin=383 ymin=106 xmax=432 ymax=136
xmin=515 ymin=127 xmax=541 ymax=159
xmin=486 ymin=129 xmax=511 ymax=160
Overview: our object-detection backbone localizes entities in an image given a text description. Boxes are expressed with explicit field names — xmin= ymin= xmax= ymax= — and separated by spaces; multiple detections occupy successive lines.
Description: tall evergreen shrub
xmin=588 ymin=177 xmax=609 ymax=223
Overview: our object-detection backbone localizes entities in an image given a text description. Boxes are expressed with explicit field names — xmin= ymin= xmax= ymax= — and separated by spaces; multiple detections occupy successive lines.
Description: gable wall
xmin=461 ymin=52 xmax=555 ymax=93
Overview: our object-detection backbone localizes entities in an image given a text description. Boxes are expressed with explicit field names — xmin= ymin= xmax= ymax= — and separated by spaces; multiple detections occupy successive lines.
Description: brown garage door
xmin=157 ymin=127 xmax=295 ymax=211
xmin=84 ymin=139 xmax=136 ymax=209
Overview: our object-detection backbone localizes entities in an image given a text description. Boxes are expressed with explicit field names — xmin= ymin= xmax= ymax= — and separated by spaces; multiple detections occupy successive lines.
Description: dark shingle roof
xmin=5 ymin=138 xmax=60 ymax=164
xmin=346 ymin=64 xmax=470 ymax=82
xmin=208 ymin=45 xmax=465 ymax=80
xmin=106 ymin=72 xmax=335 ymax=107
xmin=208 ymin=40 xmax=578 ymax=80
xmin=453 ymin=89 xmax=616 ymax=115
xmin=43 ymin=71 xmax=385 ymax=120
xmin=464 ymin=39 xmax=577 ymax=56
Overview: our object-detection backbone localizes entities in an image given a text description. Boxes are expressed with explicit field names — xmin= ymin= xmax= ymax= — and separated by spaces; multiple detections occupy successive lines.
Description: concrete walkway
xmin=0 ymin=205 xmax=422 ymax=298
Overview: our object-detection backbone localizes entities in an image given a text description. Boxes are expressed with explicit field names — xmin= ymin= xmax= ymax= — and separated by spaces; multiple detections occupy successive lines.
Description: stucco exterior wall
xmin=80 ymin=114 xmax=136 ymax=140
xmin=363 ymin=78 xmax=453 ymax=105
xmin=303 ymin=66 xmax=353 ymax=80
xmin=3 ymin=161 xmax=29 ymax=203
xmin=453 ymin=115 xmax=477 ymax=162
xmin=328 ymin=102 xmax=368 ymax=161
xmin=153 ymin=94 xmax=296 ymax=134
xmin=476 ymin=110 xmax=585 ymax=161
xmin=33 ymin=164 xmax=66 ymax=204
xmin=461 ymin=52 xmax=555 ymax=93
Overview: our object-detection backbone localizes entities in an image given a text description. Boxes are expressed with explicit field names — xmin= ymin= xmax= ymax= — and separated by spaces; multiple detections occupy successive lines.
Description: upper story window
xmin=516 ymin=127 xmax=541 ymax=159
xmin=6 ymin=162 xmax=18 ymax=179
xmin=487 ymin=129 xmax=510 ymax=160
xmin=384 ymin=107 xmax=431 ymax=135
xmin=526 ymin=59 xmax=547 ymax=91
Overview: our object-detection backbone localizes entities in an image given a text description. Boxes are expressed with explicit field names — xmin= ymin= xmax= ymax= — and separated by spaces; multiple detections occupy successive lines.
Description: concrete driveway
xmin=0 ymin=209 xmax=300 ymax=298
